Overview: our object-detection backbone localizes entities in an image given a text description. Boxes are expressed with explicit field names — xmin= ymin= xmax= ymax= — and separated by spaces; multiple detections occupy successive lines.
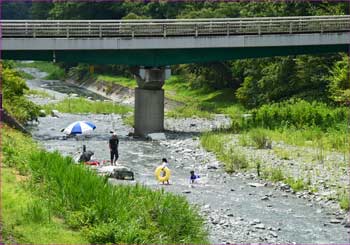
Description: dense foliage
xmin=2 ymin=62 xmax=40 ymax=123
xmin=249 ymin=99 xmax=347 ymax=130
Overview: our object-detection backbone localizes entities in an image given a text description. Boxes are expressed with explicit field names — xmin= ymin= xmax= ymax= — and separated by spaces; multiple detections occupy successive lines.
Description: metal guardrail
xmin=2 ymin=15 xmax=350 ymax=38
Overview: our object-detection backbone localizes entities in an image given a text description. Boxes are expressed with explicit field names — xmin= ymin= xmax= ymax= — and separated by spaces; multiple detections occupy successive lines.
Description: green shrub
xmin=338 ymin=189 xmax=350 ymax=211
xmin=223 ymin=148 xmax=249 ymax=173
xmin=263 ymin=167 xmax=284 ymax=182
xmin=249 ymin=99 xmax=346 ymax=130
xmin=285 ymin=177 xmax=306 ymax=192
xmin=248 ymin=128 xmax=271 ymax=149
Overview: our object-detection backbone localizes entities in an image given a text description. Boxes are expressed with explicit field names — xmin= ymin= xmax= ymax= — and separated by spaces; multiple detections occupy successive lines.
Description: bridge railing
xmin=2 ymin=15 xmax=350 ymax=38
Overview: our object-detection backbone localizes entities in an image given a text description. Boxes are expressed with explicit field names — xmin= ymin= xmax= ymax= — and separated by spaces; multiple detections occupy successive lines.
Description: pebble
xmin=254 ymin=224 xmax=266 ymax=229
xmin=248 ymin=182 xmax=265 ymax=187
xmin=182 ymin=190 xmax=191 ymax=194
xmin=261 ymin=196 xmax=270 ymax=201
xmin=330 ymin=219 xmax=341 ymax=224
xmin=269 ymin=231 xmax=278 ymax=238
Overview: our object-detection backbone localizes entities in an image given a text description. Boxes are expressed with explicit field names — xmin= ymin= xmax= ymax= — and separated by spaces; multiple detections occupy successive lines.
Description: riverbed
xmin=23 ymin=67 xmax=350 ymax=244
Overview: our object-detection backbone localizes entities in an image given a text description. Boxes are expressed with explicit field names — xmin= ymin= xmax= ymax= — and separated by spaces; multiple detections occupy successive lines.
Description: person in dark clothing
xmin=109 ymin=132 xmax=119 ymax=165
xmin=79 ymin=150 xmax=94 ymax=162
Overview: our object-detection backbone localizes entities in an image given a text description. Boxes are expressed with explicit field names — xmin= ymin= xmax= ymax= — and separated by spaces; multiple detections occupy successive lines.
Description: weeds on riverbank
xmin=338 ymin=188 xmax=350 ymax=211
xmin=25 ymin=89 xmax=53 ymax=99
xmin=15 ymin=61 xmax=65 ymax=80
xmin=2 ymin=127 xmax=88 ymax=243
xmin=200 ymin=132 xmax=248 ymax=172
xmin=2 ymin=126 xmax=208 ymax=244
xmin=29 ymin=151 xmax=207 ymax=244
xmin=43 ymin=97 xmax=132 ymax=115
xmin=96 ymin=74 xmax=137 ymax=88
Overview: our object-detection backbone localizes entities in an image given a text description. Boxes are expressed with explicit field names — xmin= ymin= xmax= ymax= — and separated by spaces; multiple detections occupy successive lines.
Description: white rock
xmin=248 ymin=182 xmax=265 ymax=187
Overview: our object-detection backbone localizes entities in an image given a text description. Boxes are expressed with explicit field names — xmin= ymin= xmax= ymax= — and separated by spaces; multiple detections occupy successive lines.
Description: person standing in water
xmin=109 ymin=132 xmax=119 ymax=165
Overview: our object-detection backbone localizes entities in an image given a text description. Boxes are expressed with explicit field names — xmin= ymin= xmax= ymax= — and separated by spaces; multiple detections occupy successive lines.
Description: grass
xmin=96 ymin=74 xmax=137 ymax=89
xmin=200 ymin=132 xmax=248 ymax=173
xmin=15 ymin=61 xmax=65 ymax=80
xmin=25 ymin=89 xmax=53 ymax=99
xmin=273 ymin=147 xmax=292 ymax=160
xmin=338 ymin=188 xmax=350 ymax=211
xmin=248 ymin=128 xmax=272 ymax=149
xmin=43 ymin=97 xmax=132 ymax=115
xmin=122 ymin=113 xmax=134 ymax=127
xmin=2 ymin=126 xmax=208 ymax=243
xmin=262 ymin=167 xmax=285 ymax=182
xmin=1 ymin=126 xmax=88 ymax=244
xmin=261 ymin=126 xmax=348 ymax=153
xmin=163 ymin=76 xmax=244 ymax=119
xmin=16 ymin=70 xmax=35 ymax=80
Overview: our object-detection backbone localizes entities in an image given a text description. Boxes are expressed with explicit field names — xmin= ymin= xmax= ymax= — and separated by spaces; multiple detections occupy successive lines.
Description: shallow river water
xmin=24 ymin=67 xmax=349 ymax=244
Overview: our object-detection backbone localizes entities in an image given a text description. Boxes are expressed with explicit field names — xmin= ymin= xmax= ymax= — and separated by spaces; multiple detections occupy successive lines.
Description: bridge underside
xmin=2 ymin=44 xmax=348 ymax=66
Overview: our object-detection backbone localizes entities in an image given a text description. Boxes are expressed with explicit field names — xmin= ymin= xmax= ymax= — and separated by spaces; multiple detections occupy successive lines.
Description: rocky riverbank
xmin=21 ymin=66 xmax=350 ymax=243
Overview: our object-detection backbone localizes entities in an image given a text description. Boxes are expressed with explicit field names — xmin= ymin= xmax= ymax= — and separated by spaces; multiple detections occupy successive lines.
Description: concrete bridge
xmin=2 ymin=15 xmax=350 ymax=136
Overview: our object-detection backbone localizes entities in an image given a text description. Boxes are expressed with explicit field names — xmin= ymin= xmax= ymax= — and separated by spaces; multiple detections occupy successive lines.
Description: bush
xmin=223 ymin=147 xmax=249 ymax=173
xmin=249 ymin=99 xmax=346 ymax=130
xmin=285 ymin=177 xmax=306 ymax=192
xmin=248 ymin=128 xmax=271 ymax=149
xmin=2 ymin=67 xmax=41 ymax=123
xmin=263 ymin=167 xmax=284 ymax=182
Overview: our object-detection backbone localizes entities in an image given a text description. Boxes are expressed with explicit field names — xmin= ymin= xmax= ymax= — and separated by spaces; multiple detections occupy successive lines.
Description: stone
xmin=146 ymin=133 xmax=166 ymax=141
xmin=182 ymin=190 xmax=191 ymax=194
xmin=51 ymin=109 xmax=60 ymax=117
xmin=230 ymin=189 xmax=235 ymax=191
xmin=280 ymin=183 xmax=291 ymax=190
xmin=39 ymin=109 xmax=46 ymax=117
xmin=248 ymin=182 xmax=265 ymax=187
xmin=261 ymin=196 xmax=269 ymax=201
xmin=343 ymin=218 xmax=350 ymax=228
xmin=254 ymin=224 xmax=265 ymax=229
xmin=269 ymin=231 xmax=278 ymax=238
xmin=330 ymin=219 xmax=341 ymax=224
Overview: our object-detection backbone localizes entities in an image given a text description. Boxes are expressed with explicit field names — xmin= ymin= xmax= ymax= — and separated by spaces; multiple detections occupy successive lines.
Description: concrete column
xmin=135 ymin=88 xmax=164 ymax=136
xmin=133 ymin=67 xmax=170 ymax=136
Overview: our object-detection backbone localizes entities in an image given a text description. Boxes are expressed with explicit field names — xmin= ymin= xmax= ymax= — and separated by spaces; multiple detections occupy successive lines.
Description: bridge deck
xmin=2 ymin=15 xmax=350 ymax=38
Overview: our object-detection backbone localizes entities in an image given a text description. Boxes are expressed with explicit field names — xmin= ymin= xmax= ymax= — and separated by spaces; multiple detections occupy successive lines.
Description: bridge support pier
xmin=134 ymin=67 xmax=170 ymax=136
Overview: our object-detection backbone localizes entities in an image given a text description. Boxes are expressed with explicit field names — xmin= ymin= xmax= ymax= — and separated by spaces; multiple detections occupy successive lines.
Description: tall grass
xmin=248 ymin=128 xmax=271 ymax=149
xmin=29 ymin=151 xmax=208 ymax=243
xmin=250 ymin=99 xmax=347 ymax=130
xmin=16 ymin=61 xmax=65 ymax=80
xmin=43 ymin=97 xmax=132 ymax=115
xmin=200 ymin=132 xmax=248 ymax=172
xmin=96 ymin=75 xmax=137 ymax=88
xmin=3 ymin=126 xmax=208 ymax=244
xmin=2 ymin=126 xmax=88 ymax=243
xmin=25 ymin=89 xmax=53 ymax=99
